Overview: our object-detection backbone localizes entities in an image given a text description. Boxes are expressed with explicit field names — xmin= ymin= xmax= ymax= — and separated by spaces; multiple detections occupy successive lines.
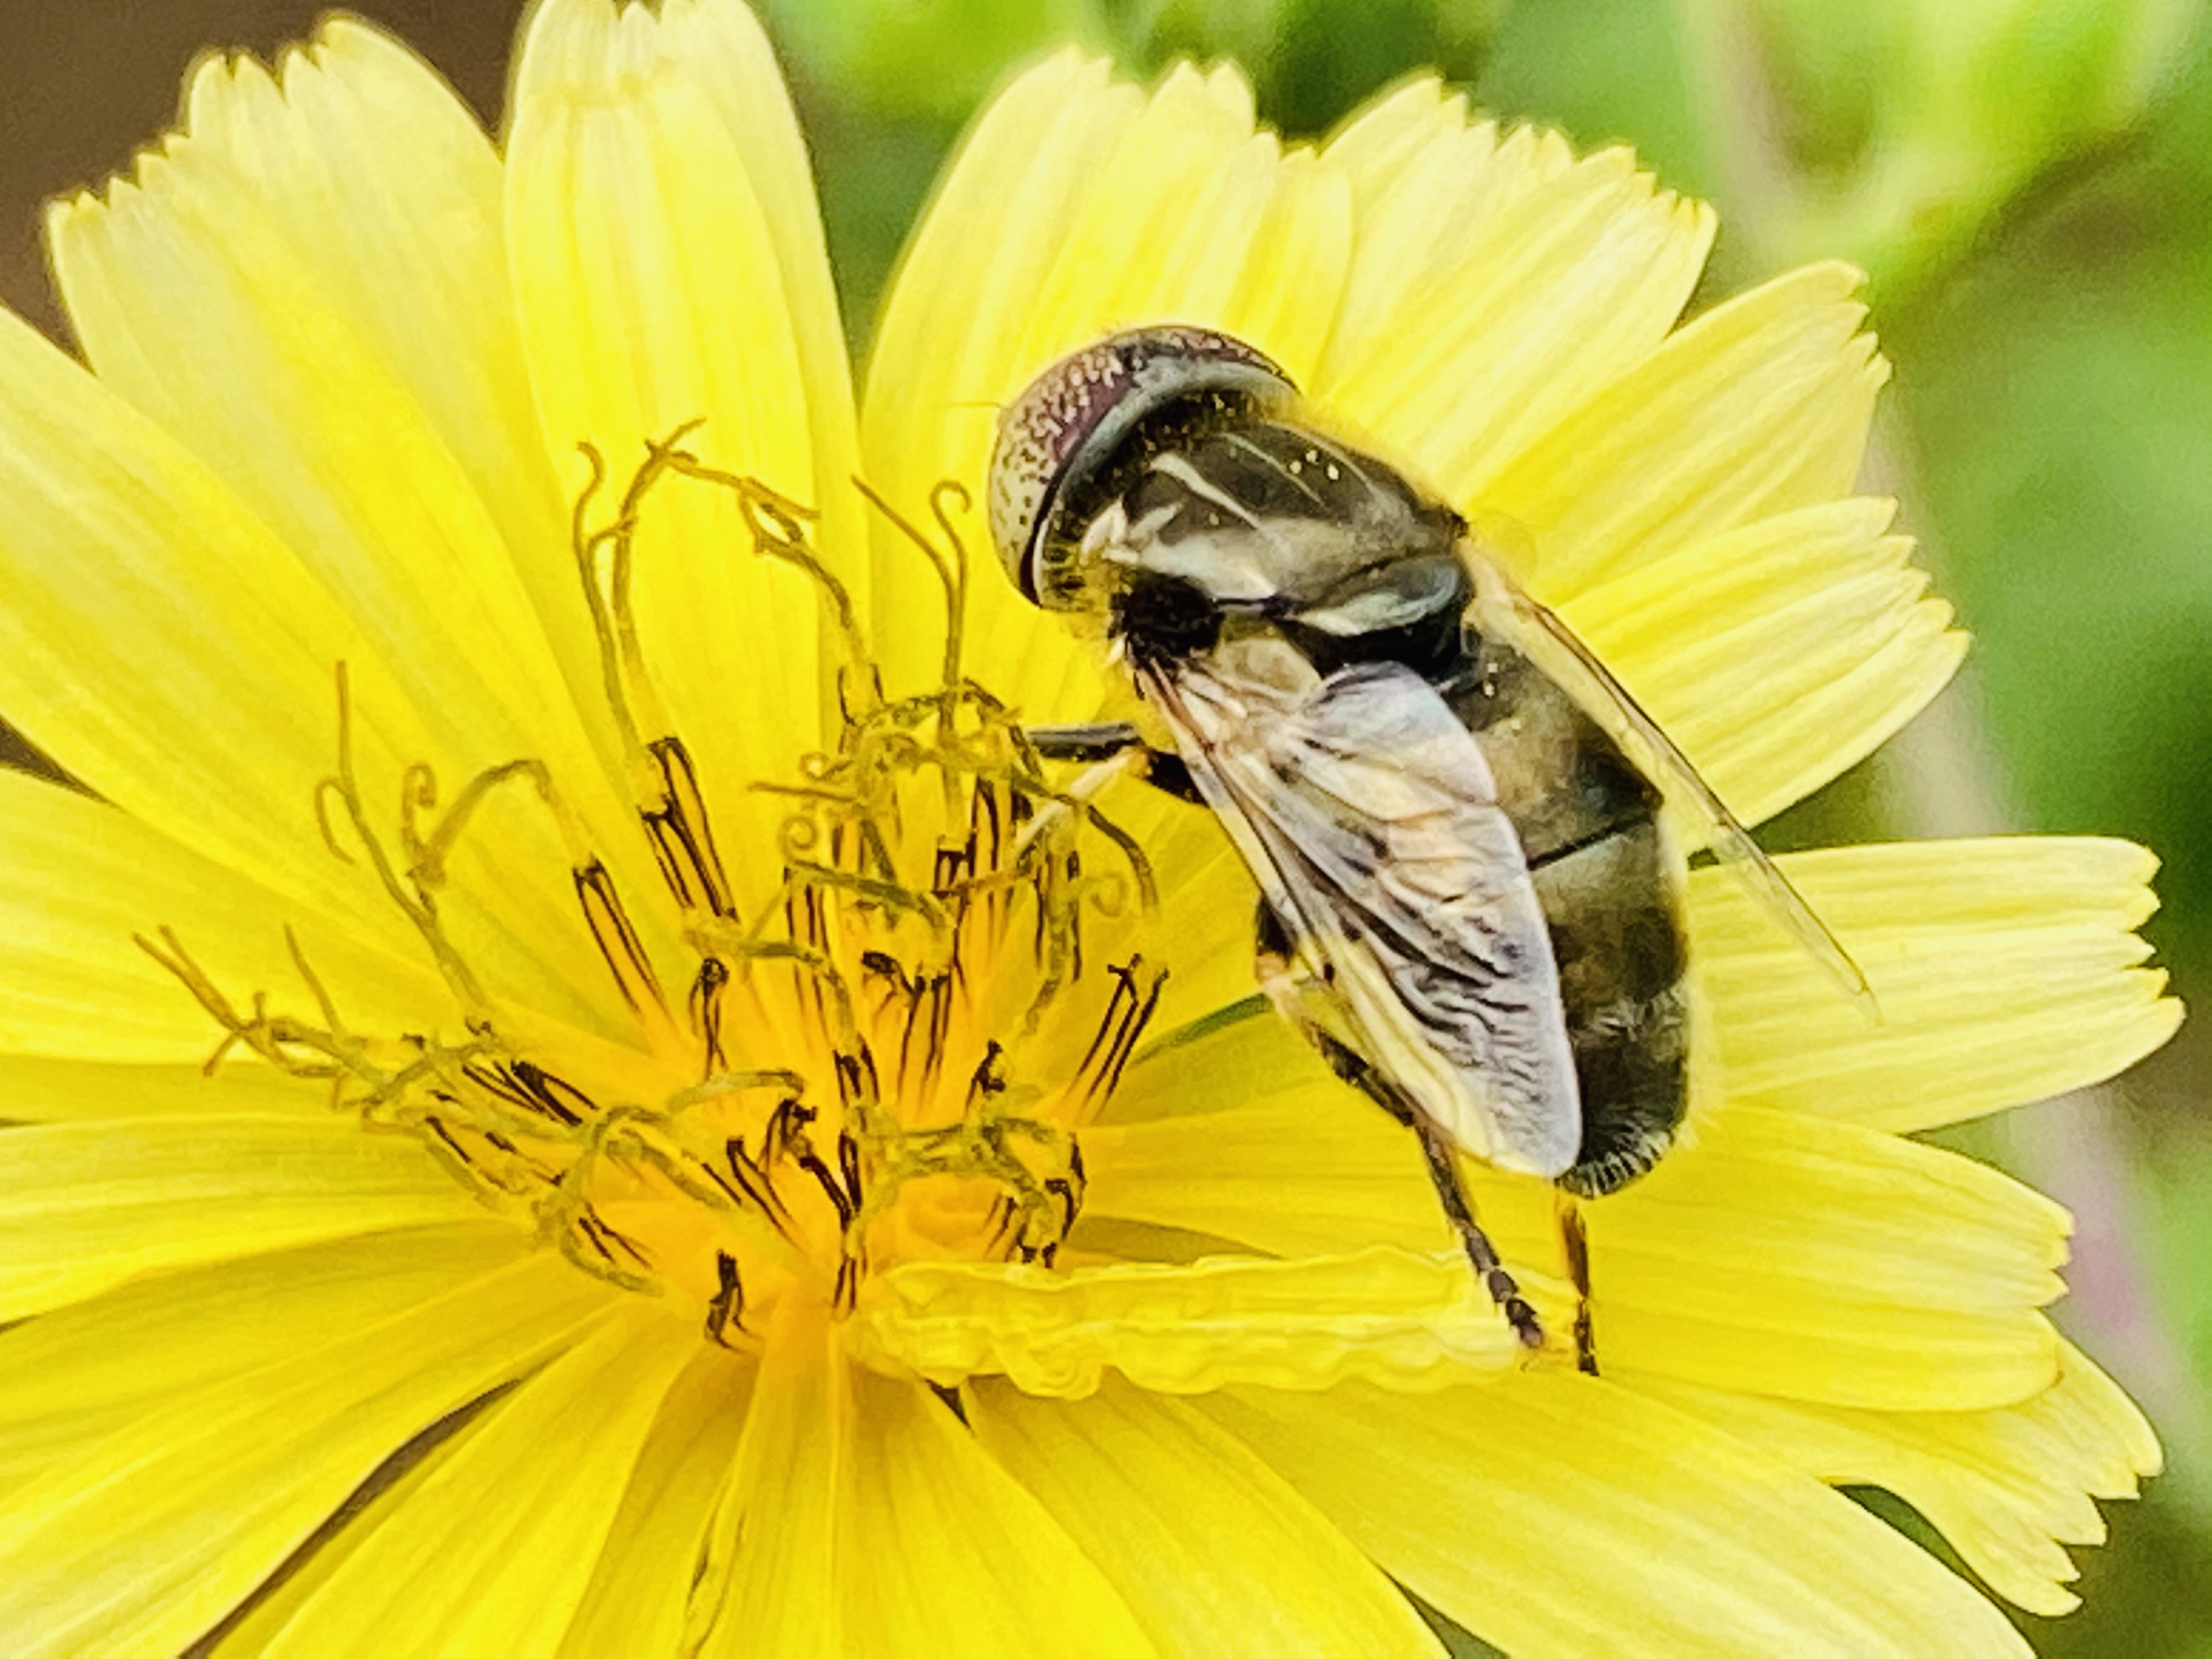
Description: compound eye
xmin=987 ymin=326 xmax=1293 ymax=608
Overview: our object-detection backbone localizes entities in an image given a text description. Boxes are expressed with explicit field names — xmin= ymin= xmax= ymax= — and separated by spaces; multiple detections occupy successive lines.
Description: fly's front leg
xmin=1024 ymin=723 xmax=1202 ymax=803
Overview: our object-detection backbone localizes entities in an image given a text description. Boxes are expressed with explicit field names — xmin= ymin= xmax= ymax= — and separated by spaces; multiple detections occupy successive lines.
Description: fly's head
xmin=987 ymin=326 xmax=1294 ymax=616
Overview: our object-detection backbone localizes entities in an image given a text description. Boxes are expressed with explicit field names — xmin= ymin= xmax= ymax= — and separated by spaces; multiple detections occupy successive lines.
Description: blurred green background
xmin=2 ymin=0 xmax=2207 ymax=1651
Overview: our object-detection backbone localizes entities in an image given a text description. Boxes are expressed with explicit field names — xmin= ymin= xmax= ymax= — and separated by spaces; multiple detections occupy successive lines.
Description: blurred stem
xmin=1867 ymin=432 xmax=2207 ymax=1488
xmin=1690 ymin=0 xmax=2204 ymax=1474
xmin=1671 ymin=0 xmax=1800 ymax=280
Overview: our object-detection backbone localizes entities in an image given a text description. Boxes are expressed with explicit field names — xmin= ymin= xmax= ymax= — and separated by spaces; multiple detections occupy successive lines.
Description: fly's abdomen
xmin=1534 ymin=823 xmax=1689 ymax=1196
xmin=1447 ymin=641 xmax=1690 ymax=1197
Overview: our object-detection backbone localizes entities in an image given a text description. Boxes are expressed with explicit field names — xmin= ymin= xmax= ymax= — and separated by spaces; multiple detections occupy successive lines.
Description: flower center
xmin=143 ymin=433 xmax=1164 ymax=1353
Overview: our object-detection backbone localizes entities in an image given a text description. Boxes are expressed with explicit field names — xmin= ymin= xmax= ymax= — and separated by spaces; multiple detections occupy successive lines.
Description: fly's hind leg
xmin=1024 ymin=724 xmax=1202 ymax=803
xmin=1279 ymin=998 xmax=1544 ymax=1344
xmin=1409 ymin=1114 xmax=1545 ymax=1351
xmin=1556 ymin=1192 xmax=1599 ymax=1376
xmin=1252 ymin=899 xmax=1543 ymax=1348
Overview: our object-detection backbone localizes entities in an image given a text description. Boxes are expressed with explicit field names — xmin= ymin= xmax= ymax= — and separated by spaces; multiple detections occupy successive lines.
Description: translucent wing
xmin=1462 ymin=550 xmax=1876 ymax=1012
xmin=1142 ymin=649 xmax=1583 ymax=1177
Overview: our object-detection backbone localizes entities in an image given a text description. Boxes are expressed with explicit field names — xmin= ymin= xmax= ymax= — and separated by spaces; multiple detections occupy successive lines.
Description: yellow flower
xmin=0 ymin=3 xmax=2177 ymax=1655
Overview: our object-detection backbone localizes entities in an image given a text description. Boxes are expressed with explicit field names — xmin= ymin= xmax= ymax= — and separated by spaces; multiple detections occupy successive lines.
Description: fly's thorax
xmin=1083 ymin=420 xmax=1464 ymax=611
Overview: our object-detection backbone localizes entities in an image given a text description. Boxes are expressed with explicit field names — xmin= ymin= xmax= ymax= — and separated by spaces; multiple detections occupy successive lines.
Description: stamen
xmin=401 ymin=757 xmax=571 ymax=892
xmin=796 ymin=1145 xmax=856 ymax=1228
xmin=572 ymin=429 xmax=820 ymax=926
xmin=963 ymin=1040 xmax=1009 ymax=1114
xmin=722 ymin=1134 xmax=793 ymax=1229
xmin=574 ymin=860 xmax=667 ymax=1018
xmin=147 ymin=441 xmax=1193 ymax=1368
xmin=569 ymin=431 xmax=688 ymax=760
xmin=651 ymin=436 xmax=877 ymax=719
xmin=852 ymin=475 xmax=973 ymax=710
xmin=706 ymin=1250 xmax=746 ymax=1346
xmin=1070 ymin=957 xmax=1168 ymax=1117
xmin=313 ymin=664 xmax=490 ymax=1015
xmin=689 ymin=956 xmax=730 ymax=1075
xmin=641 ymin=737 xmax=735 ymax=919
xmin=461 ymin=1058 xmax=588 ymax=1128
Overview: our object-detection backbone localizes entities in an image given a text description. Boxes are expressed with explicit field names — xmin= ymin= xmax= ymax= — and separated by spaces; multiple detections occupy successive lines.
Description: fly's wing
xmin=1462 ymin=549 xmax=1876 ymax=1012
xmin=1143 ymin=651 xmax=1583 ymax=1177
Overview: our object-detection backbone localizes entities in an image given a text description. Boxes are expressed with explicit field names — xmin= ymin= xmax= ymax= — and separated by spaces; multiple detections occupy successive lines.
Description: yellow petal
xmin=1584 ymin=1106 xmax=2069 ymax=1410
xmin=194 ymin=1366 xmax=506 ymax=1658
xmin=51 ymin=22 xmax=700 ymax=1015
xmin=1065 ymin=781 xmax=1257 ymax=1055
xmin=1217 ymin=148 xmax=1355 ymax=393
xmin=1566 ymin=498 xmax=1964 ymax=826
xmin=0 ymin=320 xmax=641 ymax=1038
xmin=862 ymin=51 xmax=1134 ymax=700
xmin=0 ymin=312 xmax=385 ymax=905
xmin=0 ymin=1223 xmax=527 ymax=1486
xmin=972 ymin=1376 xmax=1445 ymax=1657
xmin=257 ymin=1303 xmax=698 ymax=1658
xmin=507 ymin=0 xmax=852 ymax=892
xmin=0 ymin=1055 xmax=331 ymax=1124
xmin=1198 ymin=1377 xmax=2032 ymax=1657
xmin=1311 ymin=73 xmax=1471 ymax=183
xmin=608 ymin=0 xmax=865 ymax=580
xmin=1482 ymin=261 xmax=1886 ymax=596
xmin=850 ymin=1246 xmax=1523 ymax=1397
xmin=690 ymin=1305 xmax=843 ymax=1659
xmin=1093 ymin=1025 xmax=2073 ymax=1411
xmin=46 ymin=28 xmax=636 ymax=844
xmin=0 ymin=781 xmax=664 ymax=1140
xmin=1317 ymin=80 xmax=1543 ymax=381
xmin=1318 ymin=91 xmax=1717 ymax=509
xmin=1108 ymin=995 xmax=1318 ymax=1124
xmin=1011 ymin=63 xmax=1269 ymax=347
xmin=0 ymin=1251 xmax=609 ymax=1658
xmin=558 ymin=1343 xmax=756 ymax=1659
xmin=1083 ymin=1014 xmax=1445 ymax=1257
xmin=0 ymin=1114 xmax=488 ymax=1321
xmin=837 ymin=1366 xmax=1158 ymax=1658
xmin=1637 ymin=1340 xmax=2160 ymax=1618
xmin=1695 ymin=839 xmax=2181 ymax=1132
xmin=0 ymin=770 xmax=449 ymax=1063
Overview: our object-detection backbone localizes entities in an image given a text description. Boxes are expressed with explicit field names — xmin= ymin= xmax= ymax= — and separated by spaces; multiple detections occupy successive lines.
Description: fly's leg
xmin=1293 ymin=1008 xmax=1544 ymax=1350
xmin=1557 ymin=1192 xmax=1599 ymax=1376
xmin=1252 ymin=897 xmax=1544 ymax=1348
xmin=1025 ymin=724 xmax=1202 ymax=803
xmin=1024 ymin=722 xmax=1144 ymax=762
xmin=1410 ymin=1116 xmax=1545 ymax=1350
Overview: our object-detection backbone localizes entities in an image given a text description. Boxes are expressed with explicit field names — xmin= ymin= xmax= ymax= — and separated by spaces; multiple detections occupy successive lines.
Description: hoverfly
xmin=986 ymin=326 xmax=1867 ymax=1363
